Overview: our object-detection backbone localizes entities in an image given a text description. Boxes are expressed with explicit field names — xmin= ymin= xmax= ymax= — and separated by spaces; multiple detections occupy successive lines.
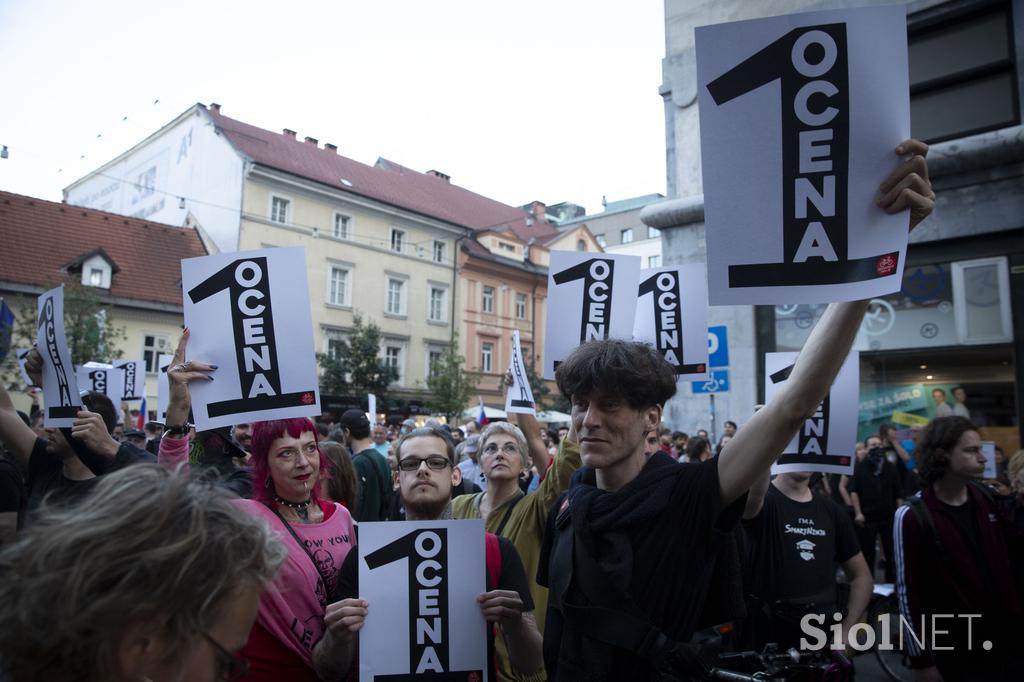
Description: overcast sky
xmin=0 ymin=0 xmax=667 ymax=216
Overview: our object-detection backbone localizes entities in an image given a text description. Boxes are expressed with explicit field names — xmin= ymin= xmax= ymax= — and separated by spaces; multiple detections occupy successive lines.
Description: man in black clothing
xmin=536 ymin=137 xmax=934 ymax=682
xmin=849 ymin=434 xmax=902 ymax=581
xmin=312 ymin=426 xmax=543 ymax=681
xmin=741 ymin=471 xmax=871 ymax=651
xmin=0 ymin=350 xmax=154 ymax=519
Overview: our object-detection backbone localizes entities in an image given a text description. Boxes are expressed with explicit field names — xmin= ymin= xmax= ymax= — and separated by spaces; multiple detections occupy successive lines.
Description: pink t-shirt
xmin=157 ymin=436 xmax=356 ymax=667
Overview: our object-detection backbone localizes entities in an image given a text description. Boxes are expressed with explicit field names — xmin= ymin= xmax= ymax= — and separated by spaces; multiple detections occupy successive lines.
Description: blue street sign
xmin=692 ymin=369 xmax=729 ymax=394
xmin=708 ymin=326 xmax=729 ymax=368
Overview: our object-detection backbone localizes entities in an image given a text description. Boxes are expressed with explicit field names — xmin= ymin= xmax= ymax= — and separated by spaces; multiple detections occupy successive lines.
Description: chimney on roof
xmin=529 ymin=200 xmax=547 ymax=223
xmin=283 ymin=128 xmax=297 ymax=139
xmin=209 ymin=102 xmax=221 ymax=113
xmin=304 ymin=136 xmax=319 ymax=147
xmin=324 ymin=143 xmax=338 ymax=152
xmin=426 ymin=169 xmax=451 ymax=183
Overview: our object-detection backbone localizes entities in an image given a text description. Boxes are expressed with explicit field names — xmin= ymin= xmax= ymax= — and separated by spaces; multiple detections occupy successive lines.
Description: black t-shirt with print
xmin=743 ymin=485 xmax=860 ymax=606
xmin=337 ymin=533 xmax=534 ymax=677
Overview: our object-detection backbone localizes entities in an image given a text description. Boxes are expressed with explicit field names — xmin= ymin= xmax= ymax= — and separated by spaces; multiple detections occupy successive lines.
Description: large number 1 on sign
xmin=187 ymin=258 xmax=316 ymax=418
xmin=707 ymin=23 xmax=899 ymax=288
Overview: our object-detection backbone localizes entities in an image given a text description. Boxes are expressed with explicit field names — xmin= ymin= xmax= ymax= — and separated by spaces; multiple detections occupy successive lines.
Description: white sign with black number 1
xmin=36 ymin=285 xmax=82 ymax=427
xmin=181 ymin=247 xmax=321 ymax=431
xmin=76 ymin=363 xmax=124 ymax=404
xmin=114 ymin=359 xmax=146 ymax=402
xmin=505 ymin=329 xmax=536 ymax=415
xmin=633 ymin=264 xmax=710 ymax=381
xmin=359 ymin=520 xmax=488 ymax=681
xmin=543 ymin=251 xmax=641 ymax=379
xmin=765 ymin=350 xmax=859 ymax=475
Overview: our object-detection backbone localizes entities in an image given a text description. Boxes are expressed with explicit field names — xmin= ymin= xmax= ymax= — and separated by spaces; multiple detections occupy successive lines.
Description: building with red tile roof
xmin=0 ymin=190 xmax=208 ymax=412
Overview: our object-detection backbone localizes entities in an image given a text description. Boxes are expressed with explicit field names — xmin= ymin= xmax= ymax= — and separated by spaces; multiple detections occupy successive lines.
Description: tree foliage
xmin=1 ymin=283 xmax=125 ymax=389
xmin=317 ymin=314 xmax=398 ymax=401
xmin=425 ymin=333 xmax=475 ymax=422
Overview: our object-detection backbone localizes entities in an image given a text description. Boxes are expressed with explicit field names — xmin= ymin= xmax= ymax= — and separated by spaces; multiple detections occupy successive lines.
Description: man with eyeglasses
xmin=312 ymin=425 xmax=544 ymax=682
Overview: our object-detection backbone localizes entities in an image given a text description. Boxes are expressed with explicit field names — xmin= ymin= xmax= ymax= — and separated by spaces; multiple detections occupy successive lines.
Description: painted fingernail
xmin=208 ymin=376 xmax=215 ymax=382
xmin=210 ymin=365 xmax=218 ymax=370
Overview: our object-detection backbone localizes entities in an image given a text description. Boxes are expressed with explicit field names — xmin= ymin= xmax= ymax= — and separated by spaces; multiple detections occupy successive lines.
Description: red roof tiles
xmin=0 ymin=191 xmax=208 ymax=307
xmin=207 ymin=107 xmax=538 ymax=232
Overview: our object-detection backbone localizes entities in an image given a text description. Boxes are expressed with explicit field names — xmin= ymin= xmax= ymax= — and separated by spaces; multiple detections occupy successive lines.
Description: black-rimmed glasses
xmin=397 ymin=456 xmax=452 ymax=472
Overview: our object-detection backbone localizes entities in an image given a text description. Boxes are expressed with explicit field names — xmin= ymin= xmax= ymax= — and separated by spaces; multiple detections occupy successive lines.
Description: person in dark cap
xmin=122 ymin=428 xmax=147 ymax=449
xmin=339 ymin=409 xmax=390 ymax=521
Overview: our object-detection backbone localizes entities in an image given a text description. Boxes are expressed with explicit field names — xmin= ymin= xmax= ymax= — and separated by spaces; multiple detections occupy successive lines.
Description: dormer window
xmin=69 ymin=250 xmax=117 ymax=290
xmin=88 ymin=268 xmax=104 ymax=286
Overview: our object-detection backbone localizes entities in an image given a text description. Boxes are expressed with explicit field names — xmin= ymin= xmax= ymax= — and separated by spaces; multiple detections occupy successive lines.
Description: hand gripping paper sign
xmin=16 ymin=348 xmax=36 ymax=387
xmin=543 ymin=252 xmax=641 ymax=379
xmin=359 ymin=520 xmax=487 ymax=681
xmin=182 ymin=247 xmax=321 ymax=431
xmin=36 ymin=286 xmax=83 ymax=427
xmin=76 ymin=363 xmax=124 ymax=404
xmin=765 ymin=350 xmax=859 ymax=475
xmin=505 ymin=329 xmax=536 ymax=415
xmin=632 ymin=264 xmax=710 ymax=381
xmin=697 ymin=5 xmax=910 ymax=304
xmin=113 ymin=360 xmax=145 ymax=402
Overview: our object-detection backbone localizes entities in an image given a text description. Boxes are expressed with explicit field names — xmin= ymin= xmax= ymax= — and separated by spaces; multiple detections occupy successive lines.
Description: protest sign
xmin=358 ymin=520 xmax=487 ymax=681
xmin=182 ymin=247 xmax=321 ymax=431
xmin=505 ymin=329 xmax=536 ymax=415
xmin=76 ymin=363 xmax=124 ymax=403
xmin=16 ymin=348 xmax=35 ymax=387
xmin=368 ymin=393 xmax=377 ymax=424
xmin=156 ymin=353 xmax=173 ymax=422
xmin=633 ymin=264 xmax=709 ymax=381
xmin=982 ymin=441 xmax=997 ymax=480
xmin=697 ymin=5 xmax=910 ymax=304
xmin=544 ymin=252 xmax=641 ymax=379
xmin=765 ymin=350 xmax=859 ymax=474
xmin=113 ymin=359 xmax=145 ymax=402
xmin=36 ymin=286 xmax=83 ymax=426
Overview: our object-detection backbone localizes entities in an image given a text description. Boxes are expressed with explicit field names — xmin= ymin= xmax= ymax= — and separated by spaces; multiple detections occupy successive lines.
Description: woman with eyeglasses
xmin=158 ymin=331 xmax=357 ymax=682
xmin=451 ymin=397 xmax=581 ymax=681
xmin=0 ymin=463 xmax=286 ymax=682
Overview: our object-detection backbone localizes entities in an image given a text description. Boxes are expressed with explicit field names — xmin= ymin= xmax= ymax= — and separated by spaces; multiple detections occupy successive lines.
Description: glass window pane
xmin=909 ymin=9 xmax=1010 ymax=86
xmin=911 ymin=71 xmax=1017 ymax=141
xmin=962 ymin=263 xmax=1006 ymax=339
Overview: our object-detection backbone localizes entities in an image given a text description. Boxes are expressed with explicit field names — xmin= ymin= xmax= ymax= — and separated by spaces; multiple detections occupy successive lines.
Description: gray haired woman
xmin=0 ymin=464 xmax=286 ymax=682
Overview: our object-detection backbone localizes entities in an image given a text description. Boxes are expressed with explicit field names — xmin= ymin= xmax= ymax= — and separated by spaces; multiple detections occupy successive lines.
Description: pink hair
xmin=250 ymin=417 xmax=332 ymax=508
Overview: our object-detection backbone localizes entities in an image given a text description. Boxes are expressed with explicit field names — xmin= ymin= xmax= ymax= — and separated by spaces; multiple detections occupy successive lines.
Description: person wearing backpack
xmin=312 ymin=425 xmax=544 ymax=682
xmin=894 ymin=416 xmax=1024 ymax=682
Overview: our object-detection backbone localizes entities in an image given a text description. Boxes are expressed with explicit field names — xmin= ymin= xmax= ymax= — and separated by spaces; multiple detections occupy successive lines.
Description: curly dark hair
xmin=555 ymin=339 xmax=677 ymax=410
xmin=916 ymin=416 xmax=978 ymax=485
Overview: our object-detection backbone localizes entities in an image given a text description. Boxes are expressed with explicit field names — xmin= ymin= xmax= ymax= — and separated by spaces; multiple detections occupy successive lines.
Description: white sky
xmin=0 ymin=0 xmax=667 ymax=215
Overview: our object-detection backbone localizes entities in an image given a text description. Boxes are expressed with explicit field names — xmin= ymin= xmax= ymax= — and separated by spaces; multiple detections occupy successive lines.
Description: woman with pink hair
xmin=159 ymin=330 xmax=355 ymax=682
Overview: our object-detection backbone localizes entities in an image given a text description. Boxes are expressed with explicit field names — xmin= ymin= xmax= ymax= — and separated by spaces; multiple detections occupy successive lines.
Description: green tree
xmin=1 ymin=283 xmax=125 ymax=389
xmin=317 ymin=314 xmax=398 ymax=401
xmin=524 ymin=361 xmax=554 ymax=412
xmin=425 ymin=334 xmax=475 ymax=422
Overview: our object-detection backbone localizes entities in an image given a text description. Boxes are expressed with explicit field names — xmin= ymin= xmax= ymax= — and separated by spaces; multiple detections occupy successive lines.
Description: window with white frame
xmin=390 ymin=228 xmax=406 ymax=253
xmin=323 ymin=329 xmax=350 ymax=360
xmin=952 ymin=256 xmax=1013 ymax=344
xmin=384 ymin=343 xmax=405 ymax=384
xmin=482 ymin=286 xmax=494 ymax=313
xmin=515 ymin=292 xmax=527 ymax=320
xmin=621 ymin=228 xmax=634 ymax=244
xmin=648 ymin=255 xmax=661 ymax=268
xmin=481 ymin=342 xmax=494 ymax=373
xmin=143 ymin=334 xmax=171 ymax=373
xmin=270 ymin=196 xmax=290 ymax=224
xmin=498 ymin=241 xmax=516 ymax=253
xmin=88 ymin=268 xmax=104 ymax=286
xmin=426 ymin=347 xmax=444 ymax=379
xmin=333 ymin=213 xmax=351 ymax=240
xmin=432 ymin=240 xmax=446 ymax=263
xmin=386 ymin=277 xmax=406 ymax=315
xmin=595 ymin=234 xmax=607 ymax=248
xmin=327 ymin=264 xmax=351 ymax=306
xmin=428 ymin=286 xmax=447 ymax=322
xmin=647 ymin=226 xmax=661 ymax=239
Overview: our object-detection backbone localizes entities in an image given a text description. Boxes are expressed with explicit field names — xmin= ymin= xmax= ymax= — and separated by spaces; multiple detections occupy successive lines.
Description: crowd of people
xmin=0 ymin=140 xmax=1021 ymax=682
